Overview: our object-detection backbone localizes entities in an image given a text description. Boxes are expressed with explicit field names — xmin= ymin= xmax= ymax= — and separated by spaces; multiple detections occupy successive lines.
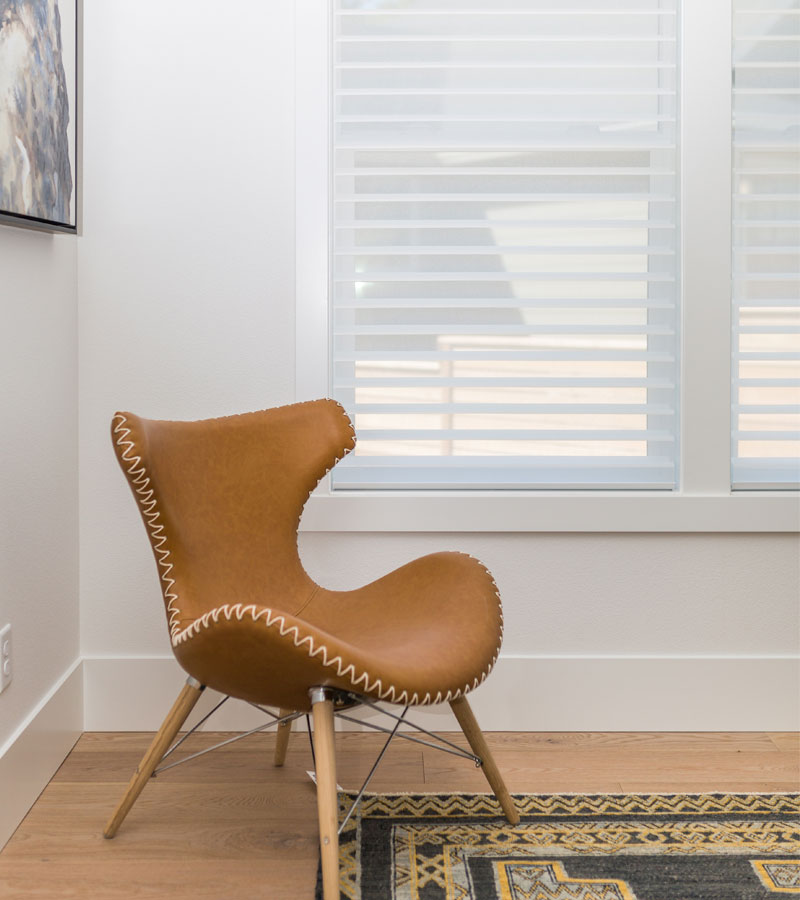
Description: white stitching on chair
xmin=113 ymin=414 xmax=183 ymax=639
xmin=332 ymin=399 xmax=358 ymax=454
xmin=303 ymin=400 xmax=357 ymax=505
xmin=464 ymin=551 xmax=505 ymax=659
xmin=112 ymin=407 xmax=502 ymax=705
xmin=171 ymin=600 xmax=498 ymax=706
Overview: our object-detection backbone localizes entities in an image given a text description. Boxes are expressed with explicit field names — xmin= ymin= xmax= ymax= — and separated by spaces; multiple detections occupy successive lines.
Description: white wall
xmin=78 ymin=1 xmax=800 ymax=729
xmin=0 ymin=226 xmax=80 ymax=750
xmin=78 ymin=0 xmax=296 ymax=659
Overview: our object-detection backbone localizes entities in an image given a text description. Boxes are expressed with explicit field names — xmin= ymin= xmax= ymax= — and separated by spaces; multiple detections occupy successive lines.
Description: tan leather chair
xmin=102 ymin=399 xmax=518 ymax=899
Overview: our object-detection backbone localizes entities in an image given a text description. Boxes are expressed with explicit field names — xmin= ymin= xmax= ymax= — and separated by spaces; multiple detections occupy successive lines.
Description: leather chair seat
xmin=175 ymin=550 xmax=503 ymax=712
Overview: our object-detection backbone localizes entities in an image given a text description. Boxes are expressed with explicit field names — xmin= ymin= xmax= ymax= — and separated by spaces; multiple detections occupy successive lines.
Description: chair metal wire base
xmin=152 ymin=701 xmax=304 ymax=776
xmin=149 ymin=685 xmax=483 ymax=834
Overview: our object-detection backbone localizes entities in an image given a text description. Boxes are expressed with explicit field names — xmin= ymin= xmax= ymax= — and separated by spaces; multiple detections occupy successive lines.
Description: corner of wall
xmin=0 ymin=659 xmax=83 ymax=850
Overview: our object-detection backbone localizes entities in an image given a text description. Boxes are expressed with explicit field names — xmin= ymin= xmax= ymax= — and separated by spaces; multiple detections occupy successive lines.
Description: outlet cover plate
xmin=0 ymin=624 xmax=11 ymax=693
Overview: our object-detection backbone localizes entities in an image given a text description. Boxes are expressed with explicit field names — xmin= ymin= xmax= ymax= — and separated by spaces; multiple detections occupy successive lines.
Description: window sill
xmin=300 ymin=491 xmax=800 ymax=533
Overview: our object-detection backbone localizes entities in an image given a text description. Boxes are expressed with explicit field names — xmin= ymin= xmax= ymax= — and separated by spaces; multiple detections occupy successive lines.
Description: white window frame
xmin=295 ymin=0 xmax=800 ymax=533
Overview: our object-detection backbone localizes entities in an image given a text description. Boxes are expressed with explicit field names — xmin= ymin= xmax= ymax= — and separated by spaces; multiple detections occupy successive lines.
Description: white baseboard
xmin=0 ymin=659 xmax=83 ymax=850
xmin=82 ymin=655 xmax=800 ymax=733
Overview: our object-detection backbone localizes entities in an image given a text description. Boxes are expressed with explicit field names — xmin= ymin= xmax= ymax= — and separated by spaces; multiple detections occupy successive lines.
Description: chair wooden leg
xmin=311 ymin=690 xmax=340 ymax=900
xmin=274 ymin=709 xmax=293 ymax=767
xmin=450 ymin=695 xmax=519 ymax=825
xmin=103 ymin=677 xmax=204 ymax=838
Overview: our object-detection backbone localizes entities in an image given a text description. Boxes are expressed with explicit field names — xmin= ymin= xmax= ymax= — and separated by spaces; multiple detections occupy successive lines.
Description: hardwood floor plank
xmin=430 ymin=731 xmax=782 ymax=752
xmin=424 ymin=750 xmax=800 ymax=787
xmin=768 ymin=731 xmax=800 ymax=752
xmin=0 ymin=860 xmax=318 ymax=900
xmin=620 ymin=781 xmax=800 ymax=793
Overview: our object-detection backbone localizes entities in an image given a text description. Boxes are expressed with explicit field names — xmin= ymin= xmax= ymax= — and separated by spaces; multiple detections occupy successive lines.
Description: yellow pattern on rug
xmin=752 ymin=860 xmax=800 ymax=893
xmin=496 ymin=860 xmax=636 ymax=900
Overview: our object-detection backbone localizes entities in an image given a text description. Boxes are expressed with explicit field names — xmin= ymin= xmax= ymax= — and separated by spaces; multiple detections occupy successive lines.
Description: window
xmin=295 ymin=0 xmax=800 ymax=529
xmin=329 ymin=0 xmax=680 ymax=489
xmin=731 ymin=1 xmax=800 ymax=489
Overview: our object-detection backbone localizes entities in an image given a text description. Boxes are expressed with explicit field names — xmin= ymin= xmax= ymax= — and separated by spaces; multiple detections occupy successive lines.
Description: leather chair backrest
xmin=110 ymin=399 xmax=356 ymax=640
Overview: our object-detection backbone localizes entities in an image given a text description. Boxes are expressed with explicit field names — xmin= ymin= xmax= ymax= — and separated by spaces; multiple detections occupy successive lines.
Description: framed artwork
xmin=0 ymin=0 xmax=78 ymax=233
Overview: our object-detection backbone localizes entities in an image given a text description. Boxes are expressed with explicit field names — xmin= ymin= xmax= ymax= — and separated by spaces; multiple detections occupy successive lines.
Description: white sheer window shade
xmin=732 ymin=0 xmax=800 ymax=489
xmin=330 ymin=0 xmax=680 ymax=489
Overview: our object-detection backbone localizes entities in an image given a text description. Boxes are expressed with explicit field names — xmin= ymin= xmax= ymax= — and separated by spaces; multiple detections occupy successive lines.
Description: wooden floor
xmin=0 ymin=730 xmax=797 ymax=899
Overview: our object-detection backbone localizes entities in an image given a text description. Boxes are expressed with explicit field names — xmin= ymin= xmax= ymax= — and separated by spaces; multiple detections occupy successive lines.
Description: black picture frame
xmin=0 ymin=0 xmax=79 ymax=234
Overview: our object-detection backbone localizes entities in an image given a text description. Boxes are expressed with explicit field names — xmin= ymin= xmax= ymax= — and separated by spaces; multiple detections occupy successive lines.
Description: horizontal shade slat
xmin=338 ymin=35 xmax=677 ymax=42
xmin=337 ymin=192 xmax=676 ymax=201
xmin=339 ymin=350 xmax=674 ymax=362
xmin=336 ymin=298 xmax=673 ymax=309
xmin=733 ymin=194 xmax=800 ymax=202
xmin=357 ymin=428 xmax=673 ymax=440
xmin=337 ymin=141 xmax=678 ymax=150
xmin=733 ymin=62 xmax=800 ymax=69
xmin=335 ymin=376 xmax=675 ymax=387
xmin=337 ymin=62 xmax=676 ymax=69
xmin=734 ymin=431 xmax=800 ymax=440
xmin=734 ymin=89 xmax=800 ymax=96
xmin=335 ymin=454 xmax=674 ymax=467
xmin=737 ymin=325 xmax=800 ymax=333
xmin=733 ymin=220 xmax=800 ymax=227
xmin=337 ymin=90 xmax=676 ymax=98
xmin=337 ymin=8 xmax=677 ymax=15
xmin=716 ymin=297 xmax=799 ymax=307
xmin=732 ymin=143 xmax=800 ymax=152
xmin=337 ymin=323 xmax=673 ymax=335
xmin=734 ymin=247 xmax=800 ymax=254
xmin=336 ymin=220 xmax=677 ymax=229
xmin=736 ymin=352 xmax=800 ymax=361
xmin=335 ymin=272 xmax=675 ymax=282
xmin=335 ymin=246 xmax=676 ymax=256
xmin=734 ymin=35 xmax=800 ymax=41
xmin=737 ymin=379 xmax=800 ymax=387
xmin=735 ymin=405 xmax=800 ymax=414
xmin=353 ymin=402 xmax=673 ymax=414
xmin=733 ymin=273 xmax=800 ymax=281
xmin=337 ymin=164 xmax=676 ymax=172
xmin=337 ymin=116 xmax=676 ymax=124
xmin=336 ymin=167 xmax=676 ymax=175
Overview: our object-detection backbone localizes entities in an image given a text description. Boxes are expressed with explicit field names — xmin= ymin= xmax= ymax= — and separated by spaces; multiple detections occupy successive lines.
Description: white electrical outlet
xmin=0 ymin=625 xmax=11 ymax=694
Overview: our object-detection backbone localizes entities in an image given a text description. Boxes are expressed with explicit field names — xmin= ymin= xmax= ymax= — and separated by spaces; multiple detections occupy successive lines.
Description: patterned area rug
xmin=317 ymin=792 xmax=800 ymax=899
